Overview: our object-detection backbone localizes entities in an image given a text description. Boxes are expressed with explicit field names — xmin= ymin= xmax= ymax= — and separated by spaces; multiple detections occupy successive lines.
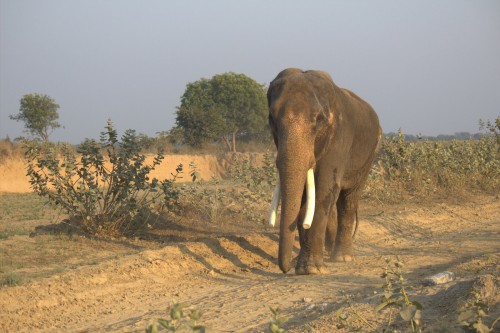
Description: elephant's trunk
xmin=276 ymin=143 xmax=315 ymax=273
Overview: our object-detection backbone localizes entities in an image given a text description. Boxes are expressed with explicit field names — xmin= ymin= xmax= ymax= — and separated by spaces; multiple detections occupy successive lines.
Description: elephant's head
xmin=267 ymin=69 xmax=338 ymax=273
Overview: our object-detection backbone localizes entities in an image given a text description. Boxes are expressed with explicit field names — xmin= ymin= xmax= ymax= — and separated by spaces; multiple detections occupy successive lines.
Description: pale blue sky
xmin=1 ymin=0 xmax=499 ymax=143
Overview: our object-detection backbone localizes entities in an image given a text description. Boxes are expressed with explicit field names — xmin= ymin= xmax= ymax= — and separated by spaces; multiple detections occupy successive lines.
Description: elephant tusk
xmin=268 ymin=175 xmax=281 ymax=227
xmin=302 ymin=168 xmax=315 ymax=229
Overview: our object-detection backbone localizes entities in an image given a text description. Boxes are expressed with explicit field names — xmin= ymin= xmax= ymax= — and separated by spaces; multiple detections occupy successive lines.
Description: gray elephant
xmin=267 ymin=68 xmax=381 ymax=275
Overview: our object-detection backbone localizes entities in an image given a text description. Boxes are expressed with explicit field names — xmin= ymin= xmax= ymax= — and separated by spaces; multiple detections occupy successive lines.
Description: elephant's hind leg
xmin=325 ymin=204 xmax=338 ymax=255
xmin=332 ymin=190 xmax=359 ymax=262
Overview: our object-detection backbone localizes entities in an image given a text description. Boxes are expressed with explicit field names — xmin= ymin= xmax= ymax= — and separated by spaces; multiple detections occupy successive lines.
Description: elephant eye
xmin=315 ymin=112 xmax=326 ymax=128
xmin=317 ymin=108 xmax=328 ymax=121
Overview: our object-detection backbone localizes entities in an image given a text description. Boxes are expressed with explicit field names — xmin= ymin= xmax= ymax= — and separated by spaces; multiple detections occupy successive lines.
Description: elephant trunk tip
xmin=279 ymin=260 xmax=292 ymax=274
xmin=278 ymin=250 xmax=293 ymax=274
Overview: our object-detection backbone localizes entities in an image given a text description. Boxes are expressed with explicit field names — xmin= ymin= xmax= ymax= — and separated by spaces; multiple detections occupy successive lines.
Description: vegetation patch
xmin=23 ymin=120 xmax=182 ymax=238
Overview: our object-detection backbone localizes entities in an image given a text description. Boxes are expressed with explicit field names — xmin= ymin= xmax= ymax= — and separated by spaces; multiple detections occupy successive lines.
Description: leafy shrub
xmin=176 ymin=153 xmax=277 ymax=226
xmin=180 ymin=165 xmax=227 ymax=225
xmin=367 ymin=119 xmax=499 ymax=200
xmin=24 ymin=120 xmax=181 ymax=237
xmin=227 ymin=151 xmax=277 ymax=199
xmin=224 ymin=152 xmax=278 ymax=223
xmin=223 ymin=118 xmax=500 ymax=203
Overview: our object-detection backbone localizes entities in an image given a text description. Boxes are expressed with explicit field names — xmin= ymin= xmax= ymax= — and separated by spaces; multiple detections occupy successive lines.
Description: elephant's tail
xmin=352 ymin=209 xmax=359 ymax=239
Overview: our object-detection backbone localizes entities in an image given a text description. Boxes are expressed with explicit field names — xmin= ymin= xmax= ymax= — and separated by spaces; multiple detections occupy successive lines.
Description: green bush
xmin=367 ymin=119 xmax=499 ymax=200
xmin=24 ymin=120 xmax=181 ymax=237
xmin=180 ymin=163 xmax=227 ymax=225
xmin=227 ymin=151 xmax=277 ymax=199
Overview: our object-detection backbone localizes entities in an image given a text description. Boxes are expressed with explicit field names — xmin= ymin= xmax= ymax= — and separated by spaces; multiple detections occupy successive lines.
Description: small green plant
xmin=24 ymin=120 xmax=182 ymax=237
xmin=458 ymin=298 xmax=499 ymax=333
xmin=335 ymin=256 xmax=423 ymax=333
xmin=188 ymin=161 xmax=201 ymax=182
xmin=336 ymin=291 xmax=380 ymax=332
xmin=376 ymin=257 xmax=422 ymax=332
xmin=268 ymin=307 xmax=288 ymax=333
xmin=145 ymin=304 xmax=288 ymax=332
xmin=145 ymin=302 xmax=205 ymax=332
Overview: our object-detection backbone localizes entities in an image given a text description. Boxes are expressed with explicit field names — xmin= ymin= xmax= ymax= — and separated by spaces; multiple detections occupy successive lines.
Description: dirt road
xmin=1 ymin=195 xmax=499 ymax=332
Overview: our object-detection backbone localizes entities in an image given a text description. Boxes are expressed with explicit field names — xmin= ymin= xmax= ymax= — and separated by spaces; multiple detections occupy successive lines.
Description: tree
xmin=175 ymin=72 xmax=268 ymax=151
xmin=176 ymin=105 xmax=225 ymax=148
xmin=10 ymin=93 xmax=62 ymax=141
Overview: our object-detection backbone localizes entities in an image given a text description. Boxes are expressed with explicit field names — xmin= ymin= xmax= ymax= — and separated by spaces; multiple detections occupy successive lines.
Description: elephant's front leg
xmin=332 ymin=190 xmax=359 ymax=262
xmin=296 ymin=201 xmax=329 ymax=275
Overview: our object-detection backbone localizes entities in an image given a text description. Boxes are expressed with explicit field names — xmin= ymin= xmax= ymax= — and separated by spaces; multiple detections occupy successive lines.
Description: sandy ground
xmin=0 ymin=196 xmax=498 ymax=332
xmin=0 ymin=156 xmax=499 ymax=332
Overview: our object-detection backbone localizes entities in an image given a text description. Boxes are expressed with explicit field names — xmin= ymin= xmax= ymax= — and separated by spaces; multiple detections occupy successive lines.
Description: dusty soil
xmin=0 ymin=156 xmax=499 ymax=332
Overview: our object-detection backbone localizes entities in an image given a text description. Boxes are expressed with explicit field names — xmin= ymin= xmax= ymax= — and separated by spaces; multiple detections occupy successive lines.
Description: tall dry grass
xmin=0 ymin=139 xmax=24 ymax=164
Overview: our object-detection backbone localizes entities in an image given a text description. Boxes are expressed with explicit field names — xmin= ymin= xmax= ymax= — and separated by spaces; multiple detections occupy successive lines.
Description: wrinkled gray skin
xmin=267 ymin=68 xmax=381 ymax=274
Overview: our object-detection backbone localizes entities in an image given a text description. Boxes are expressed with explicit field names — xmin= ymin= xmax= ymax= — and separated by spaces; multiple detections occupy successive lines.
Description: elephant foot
xmin=295 ymin=254 xmax=328 ymax=275
xmin=332 ymin=253 xmax=354 ymax=262
xmin=295 ymin=264 xmax=328 ymax=275
xmin=331 ymin=245 xmax=354 ymax=262
xmin=325 ymin=243 xmax=334 ymax=254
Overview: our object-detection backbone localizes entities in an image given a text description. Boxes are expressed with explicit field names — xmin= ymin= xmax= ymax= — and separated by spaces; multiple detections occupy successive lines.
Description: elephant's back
xmin=340 ymin=88 xmax=380 ymax=131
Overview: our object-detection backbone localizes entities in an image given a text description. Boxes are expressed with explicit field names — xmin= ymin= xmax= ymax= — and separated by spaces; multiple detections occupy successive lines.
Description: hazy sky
xmin=1 ymin=0 xmax=499 ymax=143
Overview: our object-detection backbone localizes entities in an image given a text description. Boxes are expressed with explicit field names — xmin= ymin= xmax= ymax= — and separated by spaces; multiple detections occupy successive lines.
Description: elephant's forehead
xmin=272 ymin=77 xmax=331 ymax=109
xmin=271 ymin=103 xmax=313 ymax=126
xmin=272 ymin=92 xmax=320 ymax=122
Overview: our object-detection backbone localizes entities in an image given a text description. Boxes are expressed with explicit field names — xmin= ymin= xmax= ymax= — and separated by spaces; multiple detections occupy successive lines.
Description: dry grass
xmin=0 ymin=193 xmax=161 ymax=286
xmin=0 ymin=139 xmax=23 ymax=164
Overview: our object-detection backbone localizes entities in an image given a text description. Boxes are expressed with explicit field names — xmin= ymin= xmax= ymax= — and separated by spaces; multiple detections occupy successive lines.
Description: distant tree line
xmin=384 ymin=131 xmax=486 ymax=142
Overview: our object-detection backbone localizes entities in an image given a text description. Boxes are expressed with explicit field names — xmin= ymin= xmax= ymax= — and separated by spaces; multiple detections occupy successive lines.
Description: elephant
xmin=267 ymin=68 xmax=381 ymax=275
